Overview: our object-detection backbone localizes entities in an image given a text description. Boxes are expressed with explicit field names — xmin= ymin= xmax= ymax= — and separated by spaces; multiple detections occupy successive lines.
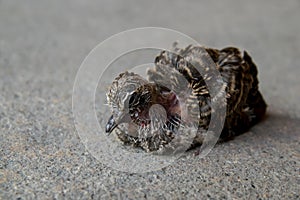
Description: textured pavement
xmin=0 ymin=0 xmax=299 ymax=199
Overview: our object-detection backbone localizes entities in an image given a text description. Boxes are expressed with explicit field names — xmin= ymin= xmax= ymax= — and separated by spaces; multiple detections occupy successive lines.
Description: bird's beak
xmin=105 ymin=113 xmax=131 ymax=134
xmin=105 ymin=115 xmax=118 ymax=134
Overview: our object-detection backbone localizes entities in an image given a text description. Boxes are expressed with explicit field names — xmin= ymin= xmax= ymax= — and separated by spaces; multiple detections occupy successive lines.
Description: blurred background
xmin=1 ymin=0 xmax=299 ymax=199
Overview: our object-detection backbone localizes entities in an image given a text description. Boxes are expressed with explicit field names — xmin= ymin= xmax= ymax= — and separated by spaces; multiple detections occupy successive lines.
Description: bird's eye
xmin=134 ymin=112 xmax=138 ymax=117
xmin=128 ymin=92 xmax=137 ymax=106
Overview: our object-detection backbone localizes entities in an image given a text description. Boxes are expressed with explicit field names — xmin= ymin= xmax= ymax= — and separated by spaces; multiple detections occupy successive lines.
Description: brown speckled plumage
xmin=105 ymin=44 xmax=267 ymax=152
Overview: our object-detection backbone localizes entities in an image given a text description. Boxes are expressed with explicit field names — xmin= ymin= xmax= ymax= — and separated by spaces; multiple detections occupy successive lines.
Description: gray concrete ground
xmin=0 ymin=0 xmax=299 ymax=199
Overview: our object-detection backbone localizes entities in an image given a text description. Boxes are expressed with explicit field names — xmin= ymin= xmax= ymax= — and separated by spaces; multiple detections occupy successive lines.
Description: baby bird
xmin=105 ymin=44 xmax=267 ymax=152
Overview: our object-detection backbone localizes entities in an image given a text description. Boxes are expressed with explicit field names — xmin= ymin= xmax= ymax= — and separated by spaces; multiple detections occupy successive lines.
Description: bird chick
xmin=105 ymin=44 xmax=267 ymax=152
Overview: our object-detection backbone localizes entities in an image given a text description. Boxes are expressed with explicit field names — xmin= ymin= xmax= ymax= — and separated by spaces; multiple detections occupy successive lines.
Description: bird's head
xmin=105 ymin=71 xmax=181 ymax=136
